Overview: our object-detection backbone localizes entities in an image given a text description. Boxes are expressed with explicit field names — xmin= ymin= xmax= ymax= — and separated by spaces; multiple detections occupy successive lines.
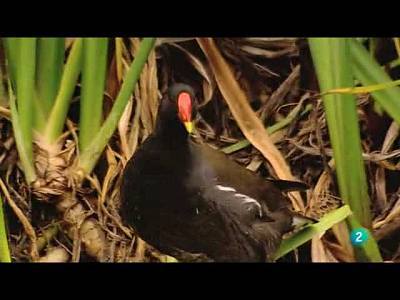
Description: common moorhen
xmin=120 ymin=83 xmax=310 ymax=262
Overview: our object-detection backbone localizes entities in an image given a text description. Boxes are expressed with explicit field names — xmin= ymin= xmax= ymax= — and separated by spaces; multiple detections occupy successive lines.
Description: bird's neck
xmin=154 ymin=114 xmax=190 ymax=147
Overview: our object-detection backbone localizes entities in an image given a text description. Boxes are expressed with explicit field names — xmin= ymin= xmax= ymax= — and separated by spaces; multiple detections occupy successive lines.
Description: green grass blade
xmin=0 ymin=60 xmax=6 ymax=107
xmin=115 ymin=38 xmax=124 ymax=81
xmin=0 ymin=194 xmax=11 ymax=262
xmin=18 ymin=37 xmax=48 ymax=134
xmin=222 ymin=138 xmax=252 ymax=155
xmin=16 ymin=38 xmax=36 ymax=163
xmin=349 ymin=39 xmax=400 ymax=124
xmin=308 ymin=38 xmax=382 ymax=262
xmin=31 ymin=97 xmax=47 ymax=133
xmin=273 ymin=205 xmax=352 ymax=261
xmin=8 ymin=81 xmax=36 ymax=183
xmin=347 ymin=217 xmax=382 ymax=262
xmin=3 ymin=38 xmax=19 ymax=89
xmin=222 ymin=103 xmax=312 ymax=154
xmin=44 ymin=38 xmax=83 ymax=144
xmin=78 ymin=38 xmax=156 ymax=176
xmin=324 ymin=79 xmax=400 ymax=95
xmin=36 ymin=38 xmax=65 ymax=116
xmin=79 ymin=38 xmax=108 ymax=152
xmin=309 ymin=38 xmax=371 ymax=226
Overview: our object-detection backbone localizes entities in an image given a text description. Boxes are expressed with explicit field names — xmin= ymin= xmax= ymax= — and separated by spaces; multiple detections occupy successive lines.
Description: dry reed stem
xmin=0 ymin=177 xmax=39 ymax=260
xmin=197 ymin=37 xmax=304 ymax=212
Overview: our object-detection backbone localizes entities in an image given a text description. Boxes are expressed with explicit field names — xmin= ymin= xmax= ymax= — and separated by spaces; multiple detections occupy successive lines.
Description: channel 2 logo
xmin=350 ymin=228 xmax=369 ymax=247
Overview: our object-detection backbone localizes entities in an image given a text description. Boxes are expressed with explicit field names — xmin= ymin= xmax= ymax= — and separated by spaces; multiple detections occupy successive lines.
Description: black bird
xmin=120 ymin=83 xmax=310 ymax=262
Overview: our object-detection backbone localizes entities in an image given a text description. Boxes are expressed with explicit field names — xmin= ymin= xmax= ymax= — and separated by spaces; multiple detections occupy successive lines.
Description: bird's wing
xmin=189 ymin=141 xmax=292 ymax=212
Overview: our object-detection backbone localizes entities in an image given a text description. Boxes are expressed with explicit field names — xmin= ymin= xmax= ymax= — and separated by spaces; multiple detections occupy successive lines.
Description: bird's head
xmin=167 ymin=83 xmax=196 ymax=134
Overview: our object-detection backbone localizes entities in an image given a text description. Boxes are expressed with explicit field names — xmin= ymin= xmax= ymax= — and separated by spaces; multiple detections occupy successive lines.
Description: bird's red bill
xmin=177 ymin=92 xmax=192 ymax=122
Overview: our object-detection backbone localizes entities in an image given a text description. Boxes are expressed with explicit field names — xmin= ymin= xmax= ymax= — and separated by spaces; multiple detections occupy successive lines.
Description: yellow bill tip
xmin=184 ymin=121 xmax=194 ymax=134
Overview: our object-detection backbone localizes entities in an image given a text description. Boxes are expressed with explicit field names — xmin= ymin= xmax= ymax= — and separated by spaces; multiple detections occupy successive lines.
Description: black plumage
xmin=120 ymin=83 xmax=309 ymax=262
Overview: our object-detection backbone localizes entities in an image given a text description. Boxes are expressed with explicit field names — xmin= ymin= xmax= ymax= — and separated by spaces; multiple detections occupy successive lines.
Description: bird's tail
xmin=268 ymin=179 xmax=309 ymax=192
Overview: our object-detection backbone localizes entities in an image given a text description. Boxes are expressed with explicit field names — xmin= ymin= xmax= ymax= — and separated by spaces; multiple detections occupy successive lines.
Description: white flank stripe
xmin=235 ymin=193 xmax=262 ymax=217
xmin=235 ymin=193 xmax=260 ymax=206
xmin=214 ymin=184 xmax=263 ymax=217
xmin=215 ymin=185 xmax=236 ymax=192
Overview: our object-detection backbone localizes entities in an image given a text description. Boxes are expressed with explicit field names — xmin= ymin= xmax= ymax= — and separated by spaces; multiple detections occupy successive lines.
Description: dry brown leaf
xmin=306 ymin=158 xmax=353 ymax=260
xmin=239 ymin=45 xmax=296 ymax=59
xmin=374 ymin=215 xmax=400 ymax=241
xmin=240 ymin=38 xmax=298 ymax=48
xmin=260 ymin=64 xmax=300 ymax=121
xmin=147 ymin=48 xmax=159 ymax=125
xmin=116 ymin=47 xmax=141 ymax=160
xmin=127 ymin=98 xmax=142 ymax=160
xmin=135 ymin=237 xmax=146 ymax=261
xmin=100 ymin=201 xmax=132 ymax=238
xmin=374 ymin=195 xmax=400 ymax=230
xmin=99 ymin=147 xmax=120 ymax=206
xmin=252 ymin=63 xmax=280 ymax=78
xmin=0 ymin=178 xmax=39 ymax=260
xmin=382 ymin=121 xmax=400 ymax=152
xmin=324 ymin=240 xmax=354 ymax=262
xmin=311 ymin=236 xmax=338 ymax=262
xmin=306 ymin=159 xmax=338 ymax=217
xmin=115 ymin=38 xmax=124 ymax=82
xmin=131 ymin=39 xmax=152 ymax=137
xmin=71 ymin=221 xmax=82 ymax=262
xmin=155 ymin=38 xmax=196 ymax=46
xmin=105 ymin=54 xmax=121 ymax=100
xmin=140 ymin=67 xmax=152 ymax=130
xmin=246 ymin=156 xmax=263 ymax=172
xmin=375 ymin=121 xmax=400 ymax=210
xmin=170 ymin=43 xmax=215 ymax=106
xmin=289 ymin=140 xmax=400 ymax=163
xmin=0 ymin=106 xmax=11 ymax=120
xmin=197 ymin=38 xmax=304 ymax=212
xmin=118 ymin=98 xmax=133 ymax=160
xmin=375 ymin=168 xmax=387 ymax=211
xmin=331 ymin=221 xmax=354 ymax=260
xmin=130 ymin=38 xmax=159 ymax=139
xmin=270 ymin=128 xmax=289 ymax=144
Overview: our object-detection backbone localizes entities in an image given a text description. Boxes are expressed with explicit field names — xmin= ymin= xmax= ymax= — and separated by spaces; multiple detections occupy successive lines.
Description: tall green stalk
xmin=0 ymin=194 xmax=11 ymax=262
xmin=349 ymin=39 xmax=400 ymax=124
xmin=0 ymin=62 xmax=6 ymax=107
xmin=79 ymin=38 xmax=108 ymax=151
xmin=78 ymin=38 xmax=156 ymax=175
xmin=308 ymin=38 xmax=382 ymax=262
xmin=44 ymin=38 xmax=83 ymax=144
xmin=9 ymin=81 xmax=36 ymax=183
xmin=3 ymin=38 xmax=19 ymax=89
xmin=16 ymin=38 xmax=37 ymax=167
xmin=36 ymin=38 xmax=65 ymax=116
